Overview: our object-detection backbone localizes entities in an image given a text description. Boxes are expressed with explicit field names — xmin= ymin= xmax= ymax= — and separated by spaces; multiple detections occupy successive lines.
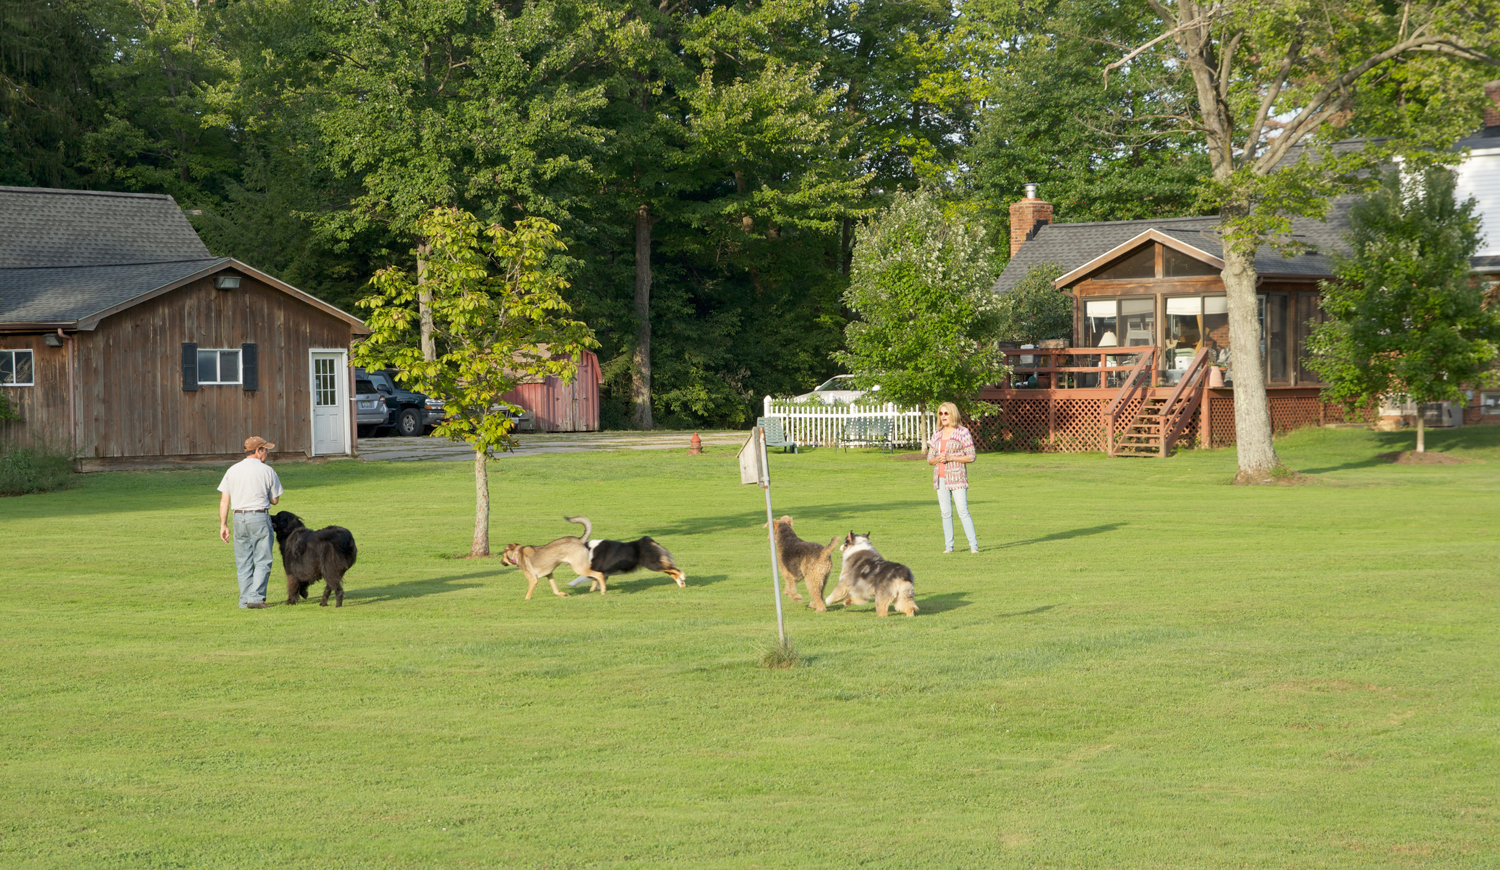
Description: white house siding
xmin=1455 ymin=147 xmax=1500 ymax=258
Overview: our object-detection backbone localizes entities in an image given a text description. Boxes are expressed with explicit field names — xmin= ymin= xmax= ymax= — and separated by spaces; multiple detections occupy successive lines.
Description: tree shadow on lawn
xmin=990 ymin=523 xmax=1126 ymax=550
xmin=996 ymin=603 xmax=1059 ymax=618
xmin=648 ymin=500 xmax=934 ymax=537
xmin=1299 ymin=428 xmax=1500 ymax=474
xmin=346 ymin=571 xmax=489 ymax=603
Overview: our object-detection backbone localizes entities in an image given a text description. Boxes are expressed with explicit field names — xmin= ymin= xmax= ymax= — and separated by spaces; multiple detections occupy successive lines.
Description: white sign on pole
xmin=738 ymin=428 xmax=766 ymax=485
xmin=741 ymin=427 xmax=786 ymax=644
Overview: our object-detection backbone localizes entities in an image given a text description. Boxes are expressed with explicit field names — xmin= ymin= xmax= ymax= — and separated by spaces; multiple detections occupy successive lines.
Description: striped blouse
xmin=926 ymin=426 xmax=975 ymax=490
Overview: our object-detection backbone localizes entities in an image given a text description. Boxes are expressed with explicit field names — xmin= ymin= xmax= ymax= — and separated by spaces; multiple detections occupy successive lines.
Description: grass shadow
xmin=917 ymin=591 xmax=973 ymax=614
xmin=347 ymin=571 xmax=490 ymax=603
xmin=650 ymin=500 xmax=933 ymax=537
xmin=598 ymin=573 xmax=734 ymax=595
xmin=991 ymin=523 xmax=1126 ymax=550
xmin=996 ymin=603 xmax=1059 ymax=618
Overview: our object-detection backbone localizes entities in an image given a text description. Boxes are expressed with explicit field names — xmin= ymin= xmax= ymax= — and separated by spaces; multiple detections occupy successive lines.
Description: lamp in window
xmin=214 ymin=274 xmax=242 ymax=290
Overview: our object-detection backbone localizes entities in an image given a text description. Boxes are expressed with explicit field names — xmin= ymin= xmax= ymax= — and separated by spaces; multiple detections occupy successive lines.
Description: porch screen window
xmin=1294 ymin=294 xmax=1326 ymax=384
xmin=1162 ymin=247 xmax=1220 ymax=277
xmin=1164 ymin=297 xmax=1230 ymax=370
xmin=1120 ymin=298 xmax=1155 ymax=346
xmin=1258 ymin=295 xmax=1290 ymax=383
xmin=1084 ymin=300 xmax=1118 ymax=347
xmin=1 ymin=349 xmax=34 ymax=386
xmin=196 ymin=348 xmax=242 ymax=385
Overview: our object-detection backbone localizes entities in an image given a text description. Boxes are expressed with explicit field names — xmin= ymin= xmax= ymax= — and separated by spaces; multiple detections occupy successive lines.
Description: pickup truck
xmin=355 ymin=368 xmax=445 ymax=437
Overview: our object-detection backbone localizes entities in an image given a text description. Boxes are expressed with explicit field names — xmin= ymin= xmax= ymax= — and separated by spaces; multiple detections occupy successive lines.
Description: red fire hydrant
xmin=688 ymin=432 xmax=703 ymax=455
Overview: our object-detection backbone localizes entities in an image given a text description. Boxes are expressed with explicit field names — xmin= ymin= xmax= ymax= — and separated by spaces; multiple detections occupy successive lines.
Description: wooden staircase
xmin=1104 ymin=346 xmax=1213 ymax=458
xmin=1114 ymin=397 xmax=1168 ymax=456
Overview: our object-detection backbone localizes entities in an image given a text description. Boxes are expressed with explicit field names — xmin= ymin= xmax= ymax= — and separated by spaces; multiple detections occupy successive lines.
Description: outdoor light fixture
xmin=44 ymin=333 xmax=64 ymax=347
xmin=214 ymin=274 xmax=242 ymax=290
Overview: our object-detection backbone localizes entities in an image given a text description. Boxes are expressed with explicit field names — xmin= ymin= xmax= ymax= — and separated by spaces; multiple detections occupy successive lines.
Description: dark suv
xmin=354 ymin=367 xmax=445 ymax=437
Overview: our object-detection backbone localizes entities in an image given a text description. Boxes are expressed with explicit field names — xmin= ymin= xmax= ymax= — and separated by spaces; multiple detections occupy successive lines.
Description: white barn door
xmin=310 ymin=350 xmax=348 ymax=455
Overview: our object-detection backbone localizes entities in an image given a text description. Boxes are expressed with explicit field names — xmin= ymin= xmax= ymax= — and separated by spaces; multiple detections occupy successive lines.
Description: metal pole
xmin=760 ymin=428 xmax=786 ymax=644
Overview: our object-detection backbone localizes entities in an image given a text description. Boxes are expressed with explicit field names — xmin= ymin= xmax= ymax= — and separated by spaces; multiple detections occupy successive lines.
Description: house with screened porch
xmin=985 ymin=188 xmax=1368 ymax=456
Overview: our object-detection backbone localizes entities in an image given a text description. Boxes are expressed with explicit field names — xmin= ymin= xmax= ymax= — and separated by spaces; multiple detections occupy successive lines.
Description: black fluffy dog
xmin=270 ymin=511 xmax=357 ymax=607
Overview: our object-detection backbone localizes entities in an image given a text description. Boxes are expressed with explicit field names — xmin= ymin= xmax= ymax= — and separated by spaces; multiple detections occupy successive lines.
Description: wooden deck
xmin=972 ymin=349 xmax=1372 ymax=454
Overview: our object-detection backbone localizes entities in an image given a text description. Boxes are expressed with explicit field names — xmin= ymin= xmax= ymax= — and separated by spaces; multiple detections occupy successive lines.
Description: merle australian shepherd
xmin=567 ymin=536 xmax=687 ymax=594
xmin=824 ymin=532 xmax=918 ymax=617
xmin=270 ymin=511 xmax=358 ymax=607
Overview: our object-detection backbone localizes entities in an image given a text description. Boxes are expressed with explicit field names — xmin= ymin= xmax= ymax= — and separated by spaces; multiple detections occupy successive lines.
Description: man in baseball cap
xmin=216 ymin=436 xmax=284 ymax=608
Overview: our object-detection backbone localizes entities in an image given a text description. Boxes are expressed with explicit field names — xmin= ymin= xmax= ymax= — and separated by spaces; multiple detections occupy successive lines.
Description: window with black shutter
xmin=241 ymin=343 xmax=258 ymax=391
xmin=181 ymin=343 xmax=198 ymax=391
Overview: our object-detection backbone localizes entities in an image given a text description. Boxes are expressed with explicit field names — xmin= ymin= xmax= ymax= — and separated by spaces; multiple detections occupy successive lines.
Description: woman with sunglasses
xmin=926 ymin=401 xmax=978 ymax=553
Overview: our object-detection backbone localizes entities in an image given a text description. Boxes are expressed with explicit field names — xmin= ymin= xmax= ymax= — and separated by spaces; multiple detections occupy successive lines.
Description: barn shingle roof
xmin=0 ymin=186 xmax=224 ymax=325
xmin=992 ymin=201 xmax=1353 ymax=296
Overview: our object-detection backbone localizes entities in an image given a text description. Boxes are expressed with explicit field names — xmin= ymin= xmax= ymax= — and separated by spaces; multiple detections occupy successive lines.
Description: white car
xmin=792 ymin=375 xmax=878 ymax=404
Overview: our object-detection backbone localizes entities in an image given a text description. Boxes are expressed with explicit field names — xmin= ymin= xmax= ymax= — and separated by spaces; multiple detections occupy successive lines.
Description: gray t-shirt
xmin=217 ymin=456 xmax=284 ymax=511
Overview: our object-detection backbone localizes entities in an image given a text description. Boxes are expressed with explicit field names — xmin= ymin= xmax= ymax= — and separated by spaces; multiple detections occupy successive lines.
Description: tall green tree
xmin=835 ymin=189 xmax=1005 ymax=414
xmin=582 ymin=0 xmax=867 ymax=428
xmin=965 ymin=0 xmax=1211 ymax=265
xmin=239 ymin=0 xmax=607 ymax=358
xmin=0 ymin=0 xmax=105 ymax=187
xmin=1109 ymin=0 xmax=1500 ymax=482
xmin=996 ymin=262 xmax=1072 ymax=345
xmin=354 ymin=207 xmax=596 ymax=557
xmin=1308 ymin=168 xmax=1499 ymax=453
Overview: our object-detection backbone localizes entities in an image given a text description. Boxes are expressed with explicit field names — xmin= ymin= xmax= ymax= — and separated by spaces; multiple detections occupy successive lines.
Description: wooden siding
xmin=71 ymin=274 xmax=354 ymax=459
xmin=498 ymin=350 xmax=601 ymax=432
xmin=0 ymin=333 xmax=71 ymax=449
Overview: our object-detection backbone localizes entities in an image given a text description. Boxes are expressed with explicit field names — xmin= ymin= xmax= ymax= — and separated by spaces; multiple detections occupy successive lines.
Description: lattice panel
xmin=987 ymin=391 xmax=1366 ymax=453
xmin=1209 ymin=396 xmax=1236 ymax=447
xmin=1268 ymin=396 xmax=1323 ymax=434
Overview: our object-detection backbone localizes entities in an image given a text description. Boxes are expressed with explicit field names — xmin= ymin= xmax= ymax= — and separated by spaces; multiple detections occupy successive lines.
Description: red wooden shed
xmin=498 ymin=349 xmax=601 ymax=432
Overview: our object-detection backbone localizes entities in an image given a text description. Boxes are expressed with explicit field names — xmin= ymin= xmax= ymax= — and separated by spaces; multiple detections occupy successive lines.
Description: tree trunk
xmin=472 ymin=448 xmax=489 ymax=557
xmin=631 ymin=203 xmax=654 ymax=430
xmin=417 ymin=242 xmax=436 ymax=362
xmin=1416 ymin=414 xmax=1425 ymax=453
xmin=1220 ymin=227 xmax=1281 ymax=483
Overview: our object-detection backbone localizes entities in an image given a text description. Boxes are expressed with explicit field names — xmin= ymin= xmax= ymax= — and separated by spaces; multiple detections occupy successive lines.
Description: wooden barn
xmin=0 ymin=186 xmax=369 ymax=469
xmin=498 ymin=349 xmax=602 ymax=432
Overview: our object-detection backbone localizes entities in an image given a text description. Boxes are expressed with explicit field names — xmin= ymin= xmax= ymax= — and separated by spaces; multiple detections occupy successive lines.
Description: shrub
xmin=0 ymin=444 xmax=76 ymax=496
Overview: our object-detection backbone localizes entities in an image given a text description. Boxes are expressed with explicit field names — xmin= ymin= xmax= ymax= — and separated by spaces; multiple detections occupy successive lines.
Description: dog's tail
xmin=564 ymin=515 xmax=591 ymax=541
xmin=821 ymin=537 xmax=839 ymax=558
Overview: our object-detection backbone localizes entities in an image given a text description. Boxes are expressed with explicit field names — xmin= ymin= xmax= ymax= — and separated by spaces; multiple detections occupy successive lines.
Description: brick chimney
xmin=1486 ymin=81 xmax=1500 ymax=130
xmin=1009 ymin=184 xmax=1054 ymax=258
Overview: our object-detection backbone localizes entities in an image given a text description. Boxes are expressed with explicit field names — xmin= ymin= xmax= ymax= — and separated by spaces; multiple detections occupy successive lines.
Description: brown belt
xmin=233 ymin=509 xmax=268 ymax=513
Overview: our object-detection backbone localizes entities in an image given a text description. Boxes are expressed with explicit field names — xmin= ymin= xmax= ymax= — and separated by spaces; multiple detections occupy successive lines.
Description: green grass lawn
xmin=3 ymin=426 xmax=1499 ymax=868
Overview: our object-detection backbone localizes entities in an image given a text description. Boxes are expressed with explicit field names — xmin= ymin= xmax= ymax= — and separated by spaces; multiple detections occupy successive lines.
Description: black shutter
xmin=182 ymin=343 xmax=198 ymax=391
xmin=241 ymin=342 xmax=258 ymax=391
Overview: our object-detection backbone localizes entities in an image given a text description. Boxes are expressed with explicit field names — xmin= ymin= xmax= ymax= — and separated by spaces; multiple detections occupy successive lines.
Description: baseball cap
xmin=244 ymin=436 xmax=276 ymax=453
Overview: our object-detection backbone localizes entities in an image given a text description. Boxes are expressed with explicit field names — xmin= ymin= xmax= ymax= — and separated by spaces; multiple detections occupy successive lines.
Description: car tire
xmin=397 ymin=407 xmax=423 ymax=437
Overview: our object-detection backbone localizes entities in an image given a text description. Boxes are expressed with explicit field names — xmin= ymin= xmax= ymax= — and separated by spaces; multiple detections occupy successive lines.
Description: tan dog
xmin=768 ymin=516 xmax=838 ymax=612
xmin=500 ymin=516 xmax=606 ymax=599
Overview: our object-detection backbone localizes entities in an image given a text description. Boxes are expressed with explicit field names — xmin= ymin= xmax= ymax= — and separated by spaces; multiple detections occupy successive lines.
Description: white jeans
xmin=937 ymin=486 xmax=977 ymax=552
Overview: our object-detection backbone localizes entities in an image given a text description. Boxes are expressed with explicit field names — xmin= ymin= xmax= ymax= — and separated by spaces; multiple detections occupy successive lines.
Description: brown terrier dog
xmin=500 ymin=516 xmax=606 ymax=599
xmin=768 ymin=515 xmax=839 ymax=612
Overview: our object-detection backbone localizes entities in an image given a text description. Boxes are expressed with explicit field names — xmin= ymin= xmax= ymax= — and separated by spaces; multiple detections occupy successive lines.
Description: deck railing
xmin=1001 ymin=347 xmax=1158 ymax=390
xmin=762 ymin=398 xmax=935 ymax=449
xmin=1159 ymin=347 xmax=1213 ymax=454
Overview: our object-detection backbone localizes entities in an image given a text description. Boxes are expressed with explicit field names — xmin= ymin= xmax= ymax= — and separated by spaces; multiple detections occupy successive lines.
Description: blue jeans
xmin=937 ymin=486 xmax=978 ymax=552
xmin=233 ymin=512 xmax=274 ymax=606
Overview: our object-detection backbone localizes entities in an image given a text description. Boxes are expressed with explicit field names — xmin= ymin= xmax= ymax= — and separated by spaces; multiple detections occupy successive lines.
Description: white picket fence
xmin=761 ymin=397 xmax=936 ymax=449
